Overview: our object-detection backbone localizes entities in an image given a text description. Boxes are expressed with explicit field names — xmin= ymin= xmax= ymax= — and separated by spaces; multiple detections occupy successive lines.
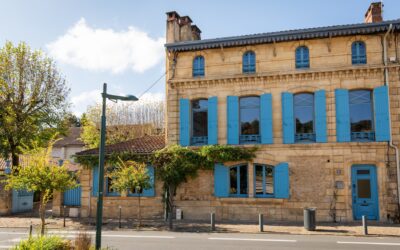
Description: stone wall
xmin=77 ymin=33 xmax=400 ymax=222
xmin=0 ymin=175 xmax=11 ymax=215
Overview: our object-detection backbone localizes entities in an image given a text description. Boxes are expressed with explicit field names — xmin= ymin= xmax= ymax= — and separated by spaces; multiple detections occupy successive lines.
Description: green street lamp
xmin=95 ymin=83 xmax=138 ymax=250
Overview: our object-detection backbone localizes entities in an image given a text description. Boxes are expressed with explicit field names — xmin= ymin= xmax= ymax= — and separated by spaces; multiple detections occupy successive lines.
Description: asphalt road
xmin=0 ymin=228 xmax=400 ymax=250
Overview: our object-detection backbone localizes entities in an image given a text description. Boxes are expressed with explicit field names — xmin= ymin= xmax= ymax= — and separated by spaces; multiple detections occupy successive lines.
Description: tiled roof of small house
xmin=165 ymin=19 xmax=400 ymax=52
xmin=75 ymin=134 xmax=165 ymax=156
xmin=53 ymin=127 xmax=85 ymax=147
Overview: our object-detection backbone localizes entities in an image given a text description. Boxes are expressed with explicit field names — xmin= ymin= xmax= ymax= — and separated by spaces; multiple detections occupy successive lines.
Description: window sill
xmin=217 ymin=197 xmax=285 ymax=204
xmin=105 ymin=193 xmax=120 ymax=197
xmin=255 ymin=195 xmax=275 ymax=198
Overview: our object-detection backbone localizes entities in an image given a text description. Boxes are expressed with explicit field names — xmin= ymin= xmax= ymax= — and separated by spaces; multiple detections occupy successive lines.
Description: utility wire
xmin=138 ymin=72 xmax=167 ymax=98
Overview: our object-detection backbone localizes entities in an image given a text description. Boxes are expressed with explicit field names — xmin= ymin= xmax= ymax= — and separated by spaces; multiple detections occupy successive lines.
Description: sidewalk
xmin=0 ymin=216 xmax=399 ymax=237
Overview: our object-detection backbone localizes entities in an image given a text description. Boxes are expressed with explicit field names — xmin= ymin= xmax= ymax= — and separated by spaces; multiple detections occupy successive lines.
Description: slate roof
xmin=75 ymin=135 xmax=165 ymax=156
xmin=165 ymin=19 xmax=400 ymax=52
xmin=54 ymin=127 xmax=85 ymax=147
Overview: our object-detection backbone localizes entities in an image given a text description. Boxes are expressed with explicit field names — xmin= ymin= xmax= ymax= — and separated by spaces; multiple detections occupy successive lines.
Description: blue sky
xmin=1 ymin=0 xmax=399 ymax=116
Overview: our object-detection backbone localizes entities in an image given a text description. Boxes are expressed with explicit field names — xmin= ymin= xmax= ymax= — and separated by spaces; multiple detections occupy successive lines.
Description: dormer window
xmin=193 ymin=56 xmax=205 ymax=77
xmin=242 ymin=51 xmax=256 ymax=74
xmin=295 ymin=46 xmax=309 ymax=69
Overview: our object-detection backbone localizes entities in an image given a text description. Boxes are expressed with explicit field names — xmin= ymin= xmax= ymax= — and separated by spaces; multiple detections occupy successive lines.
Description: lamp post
xmin=95 ymin=83 xmax=138 ymax=250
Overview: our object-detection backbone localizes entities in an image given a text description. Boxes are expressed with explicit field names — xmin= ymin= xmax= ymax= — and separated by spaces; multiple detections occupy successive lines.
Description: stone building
xmin=77 ymin=2 xmax=400 ymax=223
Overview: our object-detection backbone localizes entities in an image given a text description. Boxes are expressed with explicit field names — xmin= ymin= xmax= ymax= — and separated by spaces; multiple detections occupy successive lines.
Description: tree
xmin=5 ymin=141 xmax=77 ymax=235
xmin=0 ymin=41 xmax=70 ymax=167
xmin=152 ymin=145 xmax=204 ymax=229
xmin=80 ymin=97 xmax=164 ymax=149
xmin=108 ymin=160 xmax=152 ymax=228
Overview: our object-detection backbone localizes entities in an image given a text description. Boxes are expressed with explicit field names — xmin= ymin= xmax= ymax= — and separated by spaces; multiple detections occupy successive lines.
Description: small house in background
xmin=52 ymin=127 xmax=85 ymax=166
xmin=52 ymin=134 xmax=165 ymax=218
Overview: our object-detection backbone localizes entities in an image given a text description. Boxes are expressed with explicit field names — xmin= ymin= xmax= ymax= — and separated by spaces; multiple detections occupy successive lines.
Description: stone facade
xmin=78 ymin=4 xmax=400 ymax=223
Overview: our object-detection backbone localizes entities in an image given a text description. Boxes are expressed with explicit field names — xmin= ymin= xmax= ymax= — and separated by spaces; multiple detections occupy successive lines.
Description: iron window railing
xmin=351 ymin=131 xmax=375 ymax=142
xmin=239 ymin=134 xmax=261 ymax=144
xmin=191 ymin=136 xmax=208 ymax=145
xmin=295 ymin=133 xmax=316 ymax=143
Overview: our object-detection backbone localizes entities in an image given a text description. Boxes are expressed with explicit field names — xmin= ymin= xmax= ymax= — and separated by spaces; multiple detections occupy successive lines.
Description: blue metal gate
xmin=12 ymin=189 xmax=34 ymax=213
xmin=63 ymin=186 xmax=81 ymax=206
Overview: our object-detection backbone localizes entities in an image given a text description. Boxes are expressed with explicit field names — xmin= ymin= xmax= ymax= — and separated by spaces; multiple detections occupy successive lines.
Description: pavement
xmin=1 ymin=216 xmax=400 ymax=237
xmin=0 ymin=228 xmax=400 ymax=250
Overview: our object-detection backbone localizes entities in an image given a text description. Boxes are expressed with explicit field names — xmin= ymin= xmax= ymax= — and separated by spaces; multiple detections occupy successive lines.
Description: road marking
xmin=0 ymin=246 xmax=13 ymax=249
xmin=0 ymin=232 xmax=26 ymax=235
xmin=102 ymin=234 xmax=175 ymax=239
xmin=208 ymin=237 xmax=297 ymax=242
xmin=337 ymin=241 xmax=400 ymax=246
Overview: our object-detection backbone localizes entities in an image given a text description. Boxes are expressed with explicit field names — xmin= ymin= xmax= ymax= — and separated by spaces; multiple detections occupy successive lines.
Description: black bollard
xmin=119 ymin=206 xmax=122 ymax=228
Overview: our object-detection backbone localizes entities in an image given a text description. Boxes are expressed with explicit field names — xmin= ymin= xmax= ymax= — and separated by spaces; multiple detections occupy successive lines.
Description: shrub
xmin=74 ymin=232 xmax=92 ymax=250
xmin=12 ymin=235 xmax=70 ymax=250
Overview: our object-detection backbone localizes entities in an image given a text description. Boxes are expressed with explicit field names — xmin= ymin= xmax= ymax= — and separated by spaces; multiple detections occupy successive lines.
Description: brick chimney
xmin=364 ymin=2 xmax=383 ymax=23
xmin=166 ymin=11 xmax=201 ymax=43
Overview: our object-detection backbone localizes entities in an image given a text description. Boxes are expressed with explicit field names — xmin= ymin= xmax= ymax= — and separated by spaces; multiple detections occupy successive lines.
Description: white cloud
xmin=71 ymin=89 xmax=101 ymax=116
xmin=47 ymin=18 xmax=164 ymax=73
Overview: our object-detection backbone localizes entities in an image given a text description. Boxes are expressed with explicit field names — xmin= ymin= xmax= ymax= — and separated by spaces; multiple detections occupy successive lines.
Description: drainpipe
xmin=383 ymin=24 xmax=400 ymax=208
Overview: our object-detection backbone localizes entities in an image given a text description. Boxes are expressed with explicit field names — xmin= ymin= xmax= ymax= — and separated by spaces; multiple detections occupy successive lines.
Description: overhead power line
xmin=138 ymin=72 xmax=167 ymax=98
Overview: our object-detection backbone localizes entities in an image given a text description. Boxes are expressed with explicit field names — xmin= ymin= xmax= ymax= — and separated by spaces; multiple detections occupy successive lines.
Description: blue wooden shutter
xmin=374 ymin=86 xmax=390 ymax=141
xmin=227 ymin=96 xmax=239 ymax=145
xmin=92 ymin=166 xmax=99 ymax=197
xmin=260 ymin=93 xmax=273 ymax=144
xmin=143 ymin=165 xmax=155 ymax=197
xmin=208 ymin=96 xmax=218 ymax=145
xmin=179 ymin=98 xmax=190 ymax=146
xmin=282 ymin=92 xmax=294 ymax=144
xmin=335 ymin=89 xmax=350 ymax=142
xmin=274 ymin=162 xmax=289 ymax=198
xmin=315 ymin=90 xmax=327 ymax=142
xmin=214 ymin=163 xmax=229 ymax=197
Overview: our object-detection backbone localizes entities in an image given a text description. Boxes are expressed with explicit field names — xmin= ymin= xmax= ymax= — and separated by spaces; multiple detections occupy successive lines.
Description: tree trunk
xmin=138 ymin=193 xmax=141 ymax=229
xmin=168 ymin=186 xmax=174 ymax=230
xmin=10 ymin=143 xmax=19 ymax=168
xmin=39 ymin=192 xmax=46 ymax=235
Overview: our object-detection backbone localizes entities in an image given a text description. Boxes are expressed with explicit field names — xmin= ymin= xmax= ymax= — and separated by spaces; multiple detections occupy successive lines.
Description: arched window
xmin=294 ymin=93 xmax=315 ymax=142
xmin=239 ymin=96 xmax=260 ymax=144
xmin=193 ymin=56 xmax=205 ymax=77
xmin=352 ymin=41 xmax=367 ymax=65
xmin=191 ymin=99 xmax=208 ymax=145
xmin=349 ymin=90 xmax=374 ymax=141
xmin=295 ymin=46 xmax=310 ymax=69
xmin=242 ymin=51 xmax=256 ymax=73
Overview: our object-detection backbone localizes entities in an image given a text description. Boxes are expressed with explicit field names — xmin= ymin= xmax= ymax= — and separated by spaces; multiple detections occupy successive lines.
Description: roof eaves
xmin=165 ymin=19 xmax=400 ymax=52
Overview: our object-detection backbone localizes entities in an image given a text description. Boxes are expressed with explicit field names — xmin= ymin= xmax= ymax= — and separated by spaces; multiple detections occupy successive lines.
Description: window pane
xmin=349 ymin=90 xmax=373 ymax=132
xmin=294 ymin=93 xmax=314 ymax=134
xmin=192 ymin=99 xmax=208 ymax=137
xmin=240 ymin=97 xmax=260 ymax=135
xmin=229 ymin=167 xmax=238 ymax=195
xmin=265 ymin=166 xmax=274 ymax=195
xmin=255 ymin=165 xmax=263 ymax=195
xmin=357 ymin=179 xmax=371 ymax=198
xmin=239 ymin=165 xmax=248 ymax=194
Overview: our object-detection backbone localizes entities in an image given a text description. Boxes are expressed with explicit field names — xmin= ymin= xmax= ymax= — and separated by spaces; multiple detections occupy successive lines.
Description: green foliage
xmin=12 ymin=235 xmax=70 ymax=250
xmin=4 ymin=140 xmax=78 ymax=234
xmin=0 ymin=41 xmax=70 ymax=166
xmin=108 ymin=160 xmax=152 ymax=193
xmin=199 ymin=145 xmax=257 ymax=164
